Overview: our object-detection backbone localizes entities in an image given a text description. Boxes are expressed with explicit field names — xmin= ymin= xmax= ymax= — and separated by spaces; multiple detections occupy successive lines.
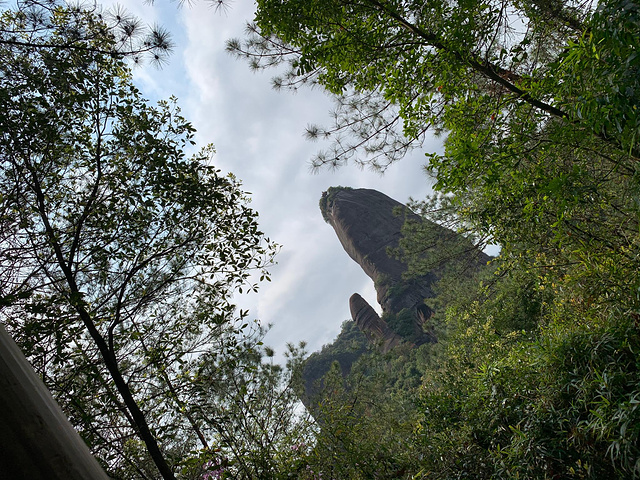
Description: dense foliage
xmin=226 ymin=0 xmax=640 ymax=478
xmin=301 ymin=320 xmax=369 ymax=399
xmin=0 ymin=3 xmax=287 ymax=479
xmin=2 ymin=0 xmax=639 ymax=477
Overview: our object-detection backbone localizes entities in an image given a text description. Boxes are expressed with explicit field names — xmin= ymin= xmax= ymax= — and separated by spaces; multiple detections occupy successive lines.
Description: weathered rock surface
xmin=321 ymin=187 xmax=414 ymax=294
xmin=349 ymin=293 xmax=402 ymax=353
xmin=320 ymin=187 xmax=438 ymax=347
xmin=302 ymin=187 xmax=491 ymax=405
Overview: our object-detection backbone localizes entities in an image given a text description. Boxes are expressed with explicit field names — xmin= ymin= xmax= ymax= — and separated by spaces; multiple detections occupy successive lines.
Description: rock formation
xmin=303 ymin=186 xmax=491 ymax=403
xmin=349 ymin=293 xmax=402 ymax=352
xmin=320 ymin=187 xmax=439 ymax=350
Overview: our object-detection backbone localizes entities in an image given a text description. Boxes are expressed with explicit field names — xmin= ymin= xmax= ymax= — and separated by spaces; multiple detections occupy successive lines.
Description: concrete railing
xmin=0 ymin=323 xmax=111 ymax=479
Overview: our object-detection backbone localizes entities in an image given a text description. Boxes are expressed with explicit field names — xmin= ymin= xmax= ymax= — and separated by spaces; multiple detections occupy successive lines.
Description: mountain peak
xmin=322 ymin=187 xmax=437 ymax=347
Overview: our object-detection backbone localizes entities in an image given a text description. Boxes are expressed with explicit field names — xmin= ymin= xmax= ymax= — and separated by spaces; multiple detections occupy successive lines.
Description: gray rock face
xmin=320 ymin=187 xmax=438 ymax=347
xmin=302 ymin=187 xmax=491 ymax=406
xmin=349 ymin=293 xmax=402 ymax=353
xmin=321 ymin=187 xmax=414 ymax=293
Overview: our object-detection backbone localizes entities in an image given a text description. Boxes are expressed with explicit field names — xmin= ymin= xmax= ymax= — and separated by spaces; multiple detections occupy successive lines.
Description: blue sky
xmin=112 ymin=0 xmax=442 ymax=359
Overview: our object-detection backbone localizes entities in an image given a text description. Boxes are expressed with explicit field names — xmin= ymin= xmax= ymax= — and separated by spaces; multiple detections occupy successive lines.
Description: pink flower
xmin=202 ymin=460 xmax=226 ymax=479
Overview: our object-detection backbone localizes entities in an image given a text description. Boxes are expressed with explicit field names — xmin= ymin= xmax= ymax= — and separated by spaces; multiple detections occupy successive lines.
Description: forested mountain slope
xmin=304 ymin=187 xmax=490 ymax=401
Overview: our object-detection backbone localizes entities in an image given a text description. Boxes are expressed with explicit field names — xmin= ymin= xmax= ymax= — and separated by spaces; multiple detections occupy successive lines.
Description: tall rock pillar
xmin=320 ymin=187 xmax=438 ymax=347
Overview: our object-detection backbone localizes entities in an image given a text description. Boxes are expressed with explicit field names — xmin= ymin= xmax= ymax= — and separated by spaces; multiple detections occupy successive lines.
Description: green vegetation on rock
xmin=383 ymin=309 xmax=415 ymax=339
xmin=319 ymin=186 xmax=353 ymax=223
xmin=301 ymin=320 xmax=369 ymax=401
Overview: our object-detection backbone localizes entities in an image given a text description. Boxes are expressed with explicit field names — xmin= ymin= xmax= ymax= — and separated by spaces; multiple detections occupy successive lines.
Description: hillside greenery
xmin=302 ymin=320 xmax=369 ymax=401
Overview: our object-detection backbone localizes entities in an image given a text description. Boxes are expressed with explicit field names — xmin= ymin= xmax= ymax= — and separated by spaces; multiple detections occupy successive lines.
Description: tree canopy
xmin=2 ymin=0 xmax=640 ymax=477
xmin=0 ymin=2 xmax=278 ymax=478
xmin=232 ymin=0 xmax=637 ymax=166
xmin=226 ymin=0 xmax=640 ymax=478
xmin=0 ymin=0 xmax=173 ymax=63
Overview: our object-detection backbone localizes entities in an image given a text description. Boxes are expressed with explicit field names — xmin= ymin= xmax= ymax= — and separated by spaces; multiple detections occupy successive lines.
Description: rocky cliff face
xmin=320 ymin=187 xmax=439 ymax=351
xmin=349 ymin=293 xmax=402 ymax=352
xmin=303 ymin=187 xmax=490 ymax=403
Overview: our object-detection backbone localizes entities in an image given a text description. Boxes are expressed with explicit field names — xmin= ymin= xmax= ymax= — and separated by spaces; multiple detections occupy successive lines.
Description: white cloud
xmin=110 ymin=0 xmax=443 ymax=359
